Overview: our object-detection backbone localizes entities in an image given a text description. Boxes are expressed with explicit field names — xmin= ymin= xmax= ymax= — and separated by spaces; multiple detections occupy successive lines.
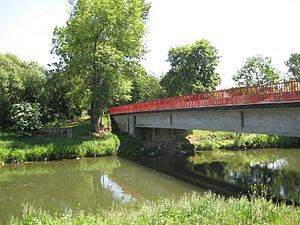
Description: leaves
xmin=129 ymin=64 xmax=162 ymax=103
xmin=0 ymin=53 xmax=46 ymax=128
xmin=233 ymin=55 xmax=281 ymax=87
xmin=52 ymin=0 xmax=150 ymax=130
xmin=160 ymin=39 xmax=220 ymax=97
xmin=10 ymin=103 xmax=42 ymax=136
xmin=285 ymin=53 xmax=300 ymax=80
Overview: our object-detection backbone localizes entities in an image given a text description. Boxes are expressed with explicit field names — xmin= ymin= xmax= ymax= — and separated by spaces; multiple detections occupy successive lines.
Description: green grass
xmin=0 ymin=116 xmax=120 ymax=164
xmin=45 ymin=115 xmax=111 ymax=137
xmin=10 ymin=192 xmax=300 ymax=225
xmin=188 ymin=130 xmax=300 ymax=151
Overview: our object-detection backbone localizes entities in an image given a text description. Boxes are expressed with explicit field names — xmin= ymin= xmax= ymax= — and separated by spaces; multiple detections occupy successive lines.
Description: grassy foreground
xmin=0 ymin=117 xmax=120 ymax=164
xmin=10 ymin=192 xmax=300 ymax=225
xmin=188 ymin=130 xmax=300 ymax=151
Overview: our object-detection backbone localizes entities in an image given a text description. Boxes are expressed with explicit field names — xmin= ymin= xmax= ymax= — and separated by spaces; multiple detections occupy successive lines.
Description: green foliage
xmin=10 ymin=103 xmax=42 ymax=136
xmin=10 ymin=192 xmax=300 ymax=225
xmin=233 ymin=55 xmax=281 ymax=87
xmin=189 ymin=130 xmax=300 ymax=151
xmin=52 ymin=0 xmax=150 ymax=131
xmin=43 ymin=70 xmax=89 ymax=121
xmin=0 ymin=133 xmax=120 ymax=164
xmin=0 ymin=117 xmax=119 ymax=164
xmin=129 ymin=64 xmax=162 ymax=103
xmin=160 ymin=39 xmax=220 ymax=97
xmin=285 ymin=53 xmax=300 ymax=80
xmin=0 ymin=53 xmax=46 ymax=128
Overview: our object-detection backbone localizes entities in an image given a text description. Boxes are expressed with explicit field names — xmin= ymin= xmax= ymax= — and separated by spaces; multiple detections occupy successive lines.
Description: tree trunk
xmin=90 ymin=101 xmax=102 ymax=132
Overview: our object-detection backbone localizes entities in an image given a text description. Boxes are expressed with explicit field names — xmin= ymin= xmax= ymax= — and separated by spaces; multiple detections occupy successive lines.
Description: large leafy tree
xmin=285 ymin=53 xmax=300 ymax=80
xmin=233 ymin=55 xmax=281 ymax=87
xmin=52 ymin=0 xmax=150 ymax=131
xmin=160 ymin=39 xmax=220 ymax=97
xmin=0 ymin=53 xmax=46 ymax=128
xmin=44 ymin=70 xmax=89 ymax=120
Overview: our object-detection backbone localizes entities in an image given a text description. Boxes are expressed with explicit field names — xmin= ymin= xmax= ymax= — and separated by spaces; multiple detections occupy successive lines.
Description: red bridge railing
xmin=109 ymin=80 xmax=300 ymax=115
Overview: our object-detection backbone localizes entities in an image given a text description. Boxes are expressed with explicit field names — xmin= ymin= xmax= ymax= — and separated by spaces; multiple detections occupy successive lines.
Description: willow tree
xmin=52 ymin=0 xmax=150 ymax=131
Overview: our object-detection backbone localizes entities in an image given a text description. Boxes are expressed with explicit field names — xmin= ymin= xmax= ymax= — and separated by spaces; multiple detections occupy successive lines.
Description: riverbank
xmin=1 ymin=115 xmax=300 ymax=164
xmin=188 ymin=130 xmax=300 ymax=151
xmin=10 ymin=192 xmax=300 ymax=225
xmin=0 ymin=117 xmax=120 ymax=164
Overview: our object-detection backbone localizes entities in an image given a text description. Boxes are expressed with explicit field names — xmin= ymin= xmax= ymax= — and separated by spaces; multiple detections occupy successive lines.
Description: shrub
xmin=10 ymin=102 xmax=42 ymax=136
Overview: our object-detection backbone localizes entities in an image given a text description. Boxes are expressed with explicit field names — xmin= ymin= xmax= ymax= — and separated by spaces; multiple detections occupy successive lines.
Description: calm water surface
xmin=138 ymin=149 xmax=300 ymax=204
xmin=189 ymin=148 xmax=300 ymax=203
xmin=0 ymin=157 xmax=199 ymax=223
xmin=0 ymin=148 xmax=299 ymax=223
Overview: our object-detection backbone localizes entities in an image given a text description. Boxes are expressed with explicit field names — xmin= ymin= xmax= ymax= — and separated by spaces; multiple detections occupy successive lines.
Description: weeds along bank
xmin=0 ymin=117 xmax=121 ymax=165
xmin=189 ymin=130 xmax=300 ymax=151
xmin=1 ymin=115 xmax=300 ymax=164
xmin=0 ymin=133 xmax=120 ymax=164
xmin=10 ymin=192 xmax=300 ymax=225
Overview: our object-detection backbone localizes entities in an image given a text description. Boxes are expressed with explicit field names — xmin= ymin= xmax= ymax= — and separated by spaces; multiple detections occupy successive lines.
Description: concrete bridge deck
xmin=110 ymin=81 xmax=300 ymax=138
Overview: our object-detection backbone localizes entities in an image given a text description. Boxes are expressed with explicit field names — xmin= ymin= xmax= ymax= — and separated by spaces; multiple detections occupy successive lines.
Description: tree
xmin=43 ymin=70 xmax=89 ymax=121
xmin=52 ymin=0 xmax=150 ymax=131
xmin=130 ymin=65 xmax=162 ymax=103
xmin=233 ymin=55 xmax=281 ymax=87
xmin=0 ymin=53 xmax=46 ymax=128
xmin=160 ymin=39 xmax=220 ymax=97
xmin=285 ymin=53 xmax=300 ymax=80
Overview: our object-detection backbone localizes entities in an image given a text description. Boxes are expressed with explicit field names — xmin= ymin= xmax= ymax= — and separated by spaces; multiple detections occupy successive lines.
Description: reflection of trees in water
xmin=194 ymin=161 xmax=300 ymax=203
xmin=0 ymin=157 xmax=121 ymax=222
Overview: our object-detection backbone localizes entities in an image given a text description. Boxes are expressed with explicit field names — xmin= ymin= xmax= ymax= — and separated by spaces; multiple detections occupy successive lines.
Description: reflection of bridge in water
xmin=128 ymin=156 xmax=300 ymax=205
xmin=105 ymin=158 xmax=199 ymax=200
xmin=110 ymin=81 xmax=300 ymax=140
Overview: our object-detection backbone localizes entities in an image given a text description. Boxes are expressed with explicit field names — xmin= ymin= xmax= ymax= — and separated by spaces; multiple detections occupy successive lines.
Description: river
xmin=0 ymin=148 xmax=299 ymax=223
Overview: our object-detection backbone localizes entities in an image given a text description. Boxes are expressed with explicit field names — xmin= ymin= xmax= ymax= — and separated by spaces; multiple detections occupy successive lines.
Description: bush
xmin=10 ymin=102 xmax=42 ymax=136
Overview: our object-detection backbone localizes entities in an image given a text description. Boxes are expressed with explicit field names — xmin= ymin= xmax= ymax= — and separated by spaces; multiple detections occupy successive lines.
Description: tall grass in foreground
xmin=10 ymin=192 xmax=300 ymax=225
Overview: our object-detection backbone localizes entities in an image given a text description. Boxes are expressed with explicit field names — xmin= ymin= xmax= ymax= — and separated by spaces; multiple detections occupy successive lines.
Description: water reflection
xmin=132 ymin=149 xmax=300 ymax=204
xmin=1 ymin=148 xmax=299 ymax=223
xmin=190 ymin=149 xmax=300 ymax=204
xmin=100 ymin=175 xmax=135 ymax=203
xmin=0 ymin=157 xmax=198 ymax=223
xmin=250 ymin=159 xmax=288 ymax=170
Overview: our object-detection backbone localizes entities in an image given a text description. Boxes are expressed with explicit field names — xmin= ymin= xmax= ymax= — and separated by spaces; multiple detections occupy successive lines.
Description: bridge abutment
xmin=135 ymin=127 xmax=190 ymax=142
xmin=111 ymin=115 xmax=190 ymax=142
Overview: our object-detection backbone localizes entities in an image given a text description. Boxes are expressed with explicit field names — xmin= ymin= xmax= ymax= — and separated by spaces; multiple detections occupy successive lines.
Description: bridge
xmin=109 ymin=81 xmax=300 ymax=140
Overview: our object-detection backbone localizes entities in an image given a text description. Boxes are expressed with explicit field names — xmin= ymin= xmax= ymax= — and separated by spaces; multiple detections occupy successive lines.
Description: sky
xmin=1 ymin=0 xmax=300 ymax=88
